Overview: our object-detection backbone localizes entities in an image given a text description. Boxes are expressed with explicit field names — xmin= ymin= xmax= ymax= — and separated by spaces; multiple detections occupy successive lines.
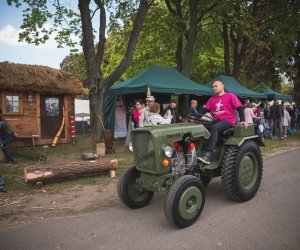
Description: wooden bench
xmin=16 ymin=135 xmax=40 ymax=148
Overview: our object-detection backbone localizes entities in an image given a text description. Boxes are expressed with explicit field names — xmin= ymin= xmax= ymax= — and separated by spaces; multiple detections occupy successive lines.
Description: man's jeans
xmin=272 ymin=118 xmax=283 ymax=138
xmin=0 ymin=133 xmax=15 ymax=162
xmin=204 ymin=120 xmax=232 ymax=152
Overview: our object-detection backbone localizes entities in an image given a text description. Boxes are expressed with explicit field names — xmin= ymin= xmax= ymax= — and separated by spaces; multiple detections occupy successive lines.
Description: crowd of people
xmin=130 ymin=81 xmax=299 ymax=162
xmin=243 ymin=99 xmax=299 ymax=140
xmin=131 ymin=91 xmax=299 ymax=142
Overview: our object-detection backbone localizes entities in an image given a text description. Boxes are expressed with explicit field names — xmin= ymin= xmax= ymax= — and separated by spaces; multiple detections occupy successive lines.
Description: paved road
xmin=1 ymin=149 xmax=300 ymax=250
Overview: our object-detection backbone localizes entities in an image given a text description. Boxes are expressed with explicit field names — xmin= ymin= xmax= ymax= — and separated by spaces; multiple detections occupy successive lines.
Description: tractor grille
xmin=133 ymin=132 xmax=156 ymax=172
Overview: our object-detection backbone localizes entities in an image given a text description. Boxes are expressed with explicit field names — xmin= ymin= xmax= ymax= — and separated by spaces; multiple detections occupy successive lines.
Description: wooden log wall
xmin=0 ymin=91 xmax=75 ymax=147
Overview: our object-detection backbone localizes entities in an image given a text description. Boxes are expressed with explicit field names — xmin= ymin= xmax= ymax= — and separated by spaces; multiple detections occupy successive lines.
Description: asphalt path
xmin=0 ymin=149 xmax=299 ymax=250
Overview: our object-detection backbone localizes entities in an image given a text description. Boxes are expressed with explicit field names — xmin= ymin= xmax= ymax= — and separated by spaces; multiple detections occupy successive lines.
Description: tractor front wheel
xmin=164 ymin=175 xmax=205 ymax=228
xmin=118 ymin=166 xmax=154 ymax=209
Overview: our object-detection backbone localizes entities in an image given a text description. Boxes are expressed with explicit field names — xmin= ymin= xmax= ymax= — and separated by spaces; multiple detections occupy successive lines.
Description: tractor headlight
xmin=128 ymin=142 xmax=133 ymax=152
xmin=163 ymin=145 xmax=173 ymax=157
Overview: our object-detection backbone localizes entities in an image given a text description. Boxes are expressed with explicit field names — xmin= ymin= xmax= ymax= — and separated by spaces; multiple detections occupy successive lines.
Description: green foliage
xmin=8 ymin=0 xmax=300 ymax=94
xmin=8 ymin=0 xmax=81 ymax=48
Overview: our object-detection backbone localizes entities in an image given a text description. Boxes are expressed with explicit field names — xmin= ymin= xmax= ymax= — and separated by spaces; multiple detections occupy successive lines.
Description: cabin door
xmin=40 ymin=95 xmax=65 ymax=139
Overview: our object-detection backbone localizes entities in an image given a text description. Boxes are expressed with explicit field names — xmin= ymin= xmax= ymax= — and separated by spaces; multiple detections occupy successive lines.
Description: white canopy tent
xmin=75 ymin=99 xmax=90 ymax=120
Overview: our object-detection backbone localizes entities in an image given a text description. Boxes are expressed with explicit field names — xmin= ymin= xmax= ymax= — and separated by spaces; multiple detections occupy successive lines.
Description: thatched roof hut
xmin=0 ymin=62 xmax=83 ymax=94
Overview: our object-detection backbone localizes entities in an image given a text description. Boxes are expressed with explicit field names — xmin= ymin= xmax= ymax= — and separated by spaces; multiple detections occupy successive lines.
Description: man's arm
xmin=237 ymin=106 xmax=249 ymax=128
xmin=237 ymin=106 xmax=245 ymax=122
xmin=201 ymin=107 xmax=210 ymax=114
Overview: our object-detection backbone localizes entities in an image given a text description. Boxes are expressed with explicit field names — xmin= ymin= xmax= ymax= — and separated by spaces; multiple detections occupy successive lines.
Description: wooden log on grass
xmin=24 ymin=159 xmax=118 ymax=183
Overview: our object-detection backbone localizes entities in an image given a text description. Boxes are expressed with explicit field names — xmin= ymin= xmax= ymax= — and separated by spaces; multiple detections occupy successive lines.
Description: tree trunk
xmin=79 ymin=0 xmax=150 ymax=141
xmin=24 ymin=159 xmax=118 ymax=183
xmin=89 ymin=86 xmax=105 ymax=141
xmin=180 ymin=0 xmax=198 ymax=117
xmin=293 ymin=36 xmax=300 ymax=106
xmin=175 ymin=36 xmax=183 ymax=72
xmin=223 ymin=19 xmax=231 ymax=75
xmin=182 ymin=0 xmax=197 ymax=78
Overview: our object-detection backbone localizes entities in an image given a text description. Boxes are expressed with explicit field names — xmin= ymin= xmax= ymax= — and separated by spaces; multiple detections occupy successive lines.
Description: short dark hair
xmin=169 ymin=99 xmax=176 ymax=104
xmin=214 ymin=79 xmax=224 ymax=85
xmin=135 ymin=99 xmax=143 ymax=105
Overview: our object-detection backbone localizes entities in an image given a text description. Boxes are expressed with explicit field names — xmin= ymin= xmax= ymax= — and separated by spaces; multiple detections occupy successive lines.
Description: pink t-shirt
xmin=244 ymin=107 xmax=257 ymax=124
xmin=205 ymin=92 xmax=242 ymax=125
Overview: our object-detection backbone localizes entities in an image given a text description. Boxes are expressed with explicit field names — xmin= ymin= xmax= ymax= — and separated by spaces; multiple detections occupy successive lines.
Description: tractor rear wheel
xmin=164 ymin=175 xmax=205 ymax=228
xmin=221 ymin=140 xmax=263 ymax=202
xmin=118 ymin=166 xmax=154 ymax=209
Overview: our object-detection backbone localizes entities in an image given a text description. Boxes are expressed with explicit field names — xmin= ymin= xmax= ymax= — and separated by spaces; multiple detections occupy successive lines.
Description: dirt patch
xmin=0 ymin=181 xmax=119 ymax=228
xmin=1 ymin=141 xmax=300 ymax=229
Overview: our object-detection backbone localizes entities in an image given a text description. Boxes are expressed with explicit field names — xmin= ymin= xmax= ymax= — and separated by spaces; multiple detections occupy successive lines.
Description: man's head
xmin=213 ymin=80 xmax=225 ymax=96
xmin=145 ymin=96 xmax=155 ymax=107
xmin=169 ymin=100 xmax=177 ymax=109
xmin=190 ymin=99 xmax=198 ymax=108
xmin=274 ymin=99 xmax=280 ymax=105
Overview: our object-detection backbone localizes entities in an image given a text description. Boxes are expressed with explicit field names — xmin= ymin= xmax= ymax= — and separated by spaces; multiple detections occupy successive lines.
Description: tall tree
xmin=8 ymin=0 xmax=152 ymax=141
xmin=164 ymin=0 xmax=218 ymax=114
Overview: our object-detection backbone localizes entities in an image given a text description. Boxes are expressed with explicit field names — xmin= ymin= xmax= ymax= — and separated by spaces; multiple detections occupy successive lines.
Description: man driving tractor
xmin=197 ymin=80 xmax=249 ymax=164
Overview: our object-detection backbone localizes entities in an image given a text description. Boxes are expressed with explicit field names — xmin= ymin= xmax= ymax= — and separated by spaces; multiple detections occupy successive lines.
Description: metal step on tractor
xmin=118 ymin=114 xmax=264 ymax=228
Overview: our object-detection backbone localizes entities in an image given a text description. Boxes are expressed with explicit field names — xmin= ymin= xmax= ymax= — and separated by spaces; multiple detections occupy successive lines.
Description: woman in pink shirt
xmin=244 ymin=103 xmax=260 ymax=124
xmin=132 ymin=99 xmax=143 ymax=128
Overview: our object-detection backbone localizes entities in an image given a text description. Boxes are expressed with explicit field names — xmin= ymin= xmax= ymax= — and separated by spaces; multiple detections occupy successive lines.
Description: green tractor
xmin=118 ymin=117 xmax=263 ymax=228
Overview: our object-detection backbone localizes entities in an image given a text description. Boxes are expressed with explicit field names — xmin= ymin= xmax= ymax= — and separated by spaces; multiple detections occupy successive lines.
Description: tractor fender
xmin=225 ymin=135 xmax=265 ymax=147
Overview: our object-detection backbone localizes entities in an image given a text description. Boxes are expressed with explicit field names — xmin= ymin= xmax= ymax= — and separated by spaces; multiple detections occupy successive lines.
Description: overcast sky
xmin=0 ymin=2 xmax=79 ymax=69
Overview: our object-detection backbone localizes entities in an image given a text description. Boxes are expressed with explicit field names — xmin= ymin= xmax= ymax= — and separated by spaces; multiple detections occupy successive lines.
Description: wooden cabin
xmin=0 ymin=62 xmax=83 ymax=147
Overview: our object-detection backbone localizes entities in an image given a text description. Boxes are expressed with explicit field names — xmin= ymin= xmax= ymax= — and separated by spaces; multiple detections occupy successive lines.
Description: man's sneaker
xmin=284 ymin=135 xmax=287 ymax=138
xmin=0 ymin=186 xmax=6 ymax=192
xmin=280 ymin=137 xmax=284 ymax=140
xmin=198 ymin=151 xmax=211 ymax=164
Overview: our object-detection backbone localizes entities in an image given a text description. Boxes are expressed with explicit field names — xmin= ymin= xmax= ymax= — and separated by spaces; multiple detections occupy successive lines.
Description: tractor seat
xmin=221 ymin=127 xmax=234 ymax=138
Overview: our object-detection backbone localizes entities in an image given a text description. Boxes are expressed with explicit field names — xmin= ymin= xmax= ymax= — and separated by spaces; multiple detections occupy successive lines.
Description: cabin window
xmin=1 ymin=93 xmax=23 ymax=115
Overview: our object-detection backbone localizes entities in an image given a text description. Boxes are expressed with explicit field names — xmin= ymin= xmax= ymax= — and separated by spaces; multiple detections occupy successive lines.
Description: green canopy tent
xmin=205 ymin=75 xmax=266 ymax=99
xmin=106 ymin=65 xmax=213 ymax=96
xmin=253 ymin=82 xmax=293 ymax=100
xmin=105 ymin=65 xmax=214 ymax=131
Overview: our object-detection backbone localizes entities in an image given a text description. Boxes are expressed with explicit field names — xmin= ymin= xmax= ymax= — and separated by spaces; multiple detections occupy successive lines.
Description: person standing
xmin=283 ymin=106 xmax=290 ymax=137
xmin=244 ymin=103 xmax=260 ymax=124
xmin=263 ymin=102 xmax=272 ymax=133
xmin=253 ymin=104 xmax=261 ymax=118
xmin=163 ymin=100 xmax=178 ymax=124
xmin=0 ymin=111 xmax=17 ymax=164
xmin=131 ymin=99 xmax=143 ymax=128
xmin=198 ymin=80 xmax=248 ymax=164
xmin=270 ymin=99 xmax=284 ymax=140
xmin=288 ymin=105 xmax=296 ymax=131
xmin=139 ymin=95 xmax=155 ymax=127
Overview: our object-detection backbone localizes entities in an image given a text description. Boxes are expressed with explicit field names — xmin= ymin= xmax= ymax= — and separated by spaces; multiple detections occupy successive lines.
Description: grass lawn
xmin=1 ymin=130 xmax=299 ymax=195
xmin=0 ymin=134 xmax=134 ymax=194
